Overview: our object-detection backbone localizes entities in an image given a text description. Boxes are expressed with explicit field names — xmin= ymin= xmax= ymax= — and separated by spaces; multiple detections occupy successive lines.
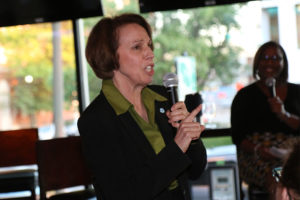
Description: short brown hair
xmin=85 ymin=13 xmax=153 ymax=79
xmin=252 ymin=41 xmax=288 ymax=83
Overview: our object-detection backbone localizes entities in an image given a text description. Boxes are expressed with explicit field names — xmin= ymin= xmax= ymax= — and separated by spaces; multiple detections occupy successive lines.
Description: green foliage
xmin=87 ymin=67 xmax=102 ymax=101
xmin=0 ymin=22 xmax=76 ymax=124
xmin=63 ymin=66 xmax=77 ymax=109
xmin=143 ymin=5 xmax=244 ymax=89
xmin=12 ymin=77 xmax=52 ymax=115
xmin=202 ymin=136 xmax=233 ymax=148
xmin=101 ymin=0 xmax=139 ymax=16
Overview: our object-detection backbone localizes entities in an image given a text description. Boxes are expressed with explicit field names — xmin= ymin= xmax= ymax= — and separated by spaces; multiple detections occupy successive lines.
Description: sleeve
xmin=286 ymin=84 xmax=300 ymax=116
xmin=185 ymin=139 xmax=207 ymax=180
xmin=286 ymin=83 xmax=300 ymax=133
xmin=151 ymin=85 xmax=207 ymax=180
xmin=230 ymin=90 xmax=250 ymax=146
xmin=78 ymin=112 xmax=192 ymax=200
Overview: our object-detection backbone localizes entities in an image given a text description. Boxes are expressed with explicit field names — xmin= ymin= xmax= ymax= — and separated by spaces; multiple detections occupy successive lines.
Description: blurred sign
xmin=210 ymin=168 xmax=236 ymax=200
xmin=175 ymin=56 xmax=197 ymax=100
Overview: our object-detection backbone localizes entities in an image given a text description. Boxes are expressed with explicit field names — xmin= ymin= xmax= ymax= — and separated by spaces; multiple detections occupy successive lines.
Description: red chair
xmin=36 ymin=136 xmax=95 ymax=200
xmin=0 ymin=128 xmax=39 ymax=200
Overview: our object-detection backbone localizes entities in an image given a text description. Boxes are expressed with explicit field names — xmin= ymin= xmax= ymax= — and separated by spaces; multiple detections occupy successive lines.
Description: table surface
xmin=0 ymin=165 xmax=37 ymax=175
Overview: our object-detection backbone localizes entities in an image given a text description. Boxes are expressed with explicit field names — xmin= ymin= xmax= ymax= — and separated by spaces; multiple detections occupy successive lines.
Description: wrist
xmin=283 ymin=110 xmax=291 ymax=118
xmin=278 ymin=109 xmax=291 ymax=121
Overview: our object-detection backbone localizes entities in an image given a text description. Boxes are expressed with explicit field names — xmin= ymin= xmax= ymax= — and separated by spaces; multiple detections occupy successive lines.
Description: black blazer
xmin=78 ymin=85 xmax=207 ymax=200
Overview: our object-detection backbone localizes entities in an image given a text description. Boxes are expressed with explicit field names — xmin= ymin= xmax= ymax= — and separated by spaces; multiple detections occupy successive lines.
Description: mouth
xmin=145 ymin=65 xmax=152 ymax=72
xmin=145 ymin=65 xmax=154 ymax=72
xmin=265 ymin=67 xmax=274 ymax=72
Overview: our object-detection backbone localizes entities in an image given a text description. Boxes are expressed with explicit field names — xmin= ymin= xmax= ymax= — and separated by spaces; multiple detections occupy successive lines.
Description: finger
xmin=168 ymin=109 xmax=185 ymax=117
xmin=170 ymin=101 xmax=185 ymax=111
xmin=200 ymin=125 xmax=205 ymax=132
xmin=169 ymin=111 xmax=188 ymax=121
xmin=183 ymin=104 xmax=202 ymax=122
xmin=166 ymin=110 xmax=171 ymax=118
xmin=171 ymin=122 xmax=180 ymax=128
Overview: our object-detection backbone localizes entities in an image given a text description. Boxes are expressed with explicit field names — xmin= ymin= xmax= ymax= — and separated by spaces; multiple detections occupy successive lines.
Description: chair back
xmin=36 ymin=136 xmax=93 ymax=194
xmin=0 ymin=128 xmax=38 ymax=200
xmin=0 ymin=128 xmax=38 ymax=167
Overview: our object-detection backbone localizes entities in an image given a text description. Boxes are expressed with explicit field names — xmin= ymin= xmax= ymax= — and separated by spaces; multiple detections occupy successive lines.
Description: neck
xmin=113 ymin=78 xmax=143 ymax=104
xmin=112 ymin=77 xmax=148 ymax=122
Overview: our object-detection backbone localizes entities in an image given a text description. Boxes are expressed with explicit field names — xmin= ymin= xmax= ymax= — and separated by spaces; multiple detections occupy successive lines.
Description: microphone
xmin=163 ymin=73 xmax=200 ymax=144
xmin=265 ymin=77 xmax=276 ymax=97
xmin=163 ymin=73 xmax=178 ymax=105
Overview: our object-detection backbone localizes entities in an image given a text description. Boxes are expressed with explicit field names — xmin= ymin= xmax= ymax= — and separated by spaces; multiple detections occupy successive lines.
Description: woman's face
xmin=257 ymin=46 xmax=284 ymax=81
xmin=113 ymin=23 xmax=154 ymax=88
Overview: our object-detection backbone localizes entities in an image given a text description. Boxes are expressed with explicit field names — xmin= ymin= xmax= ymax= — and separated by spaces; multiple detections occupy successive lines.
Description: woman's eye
xmin=133 ymin=45 xmax=140 ymax=50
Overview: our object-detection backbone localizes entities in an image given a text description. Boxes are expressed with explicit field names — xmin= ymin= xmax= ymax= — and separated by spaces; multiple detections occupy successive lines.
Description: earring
xmin=255 ymin=69 xmax=260 ymax=80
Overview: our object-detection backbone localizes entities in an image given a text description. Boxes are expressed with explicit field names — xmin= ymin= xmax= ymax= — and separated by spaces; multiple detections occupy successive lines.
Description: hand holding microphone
xmin=265 ymin=77 xmax=286 ymax=117
xmin=163 ymin=73 xmax=188 ymax=127
xmin=163 ymin=73 xmax=205 ymax=152
xmin=265 ymin=77 xmax=276 ymax=97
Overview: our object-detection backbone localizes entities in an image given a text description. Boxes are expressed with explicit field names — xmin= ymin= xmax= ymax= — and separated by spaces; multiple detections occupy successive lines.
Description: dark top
xmin=77 ymin=85 xmax=207 ymax=200
xmin=231 ymin=82 xmax=300 ymax=146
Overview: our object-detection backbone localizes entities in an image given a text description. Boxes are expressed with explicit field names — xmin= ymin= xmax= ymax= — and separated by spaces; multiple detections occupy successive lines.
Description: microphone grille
xmin=163 ymin=73 xmax=178 ymax=88
xmin=265 ymin=77 xmax=275 ymax=87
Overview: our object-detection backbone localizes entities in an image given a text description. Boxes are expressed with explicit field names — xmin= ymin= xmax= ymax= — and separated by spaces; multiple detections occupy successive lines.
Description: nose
xmin=267 ymin=58 xmax=277 ymax=63
xmin=145 ymin=47 xmax=154 ymax=60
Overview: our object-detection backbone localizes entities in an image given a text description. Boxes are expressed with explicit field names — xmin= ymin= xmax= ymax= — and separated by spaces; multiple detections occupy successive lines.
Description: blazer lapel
xmin=118 ymin=112 xmax=155 ymax=158
xmin=154 ymin=100 xmax=175 ymax=144
xmin=116 ymin=100 xmax=175 ymax=158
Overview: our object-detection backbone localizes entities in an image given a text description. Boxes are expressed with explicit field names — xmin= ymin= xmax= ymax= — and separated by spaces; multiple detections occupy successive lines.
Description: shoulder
xmin=77 ymin=92 xmax=115 ymax=129
xmin=231 ymin=82 xmax=258 ymax=110
xmin=80 ymin=92 xmax=104 ymax=117
xmin=287 ymin=82 xmax=300 ymax=91
xmin=287 ymin=82 xmax=300 ymax=101
xmin=233 ymin=82 xmax=257 ymax=100
xmin=239 ymin=82 xmax=257 ymax=93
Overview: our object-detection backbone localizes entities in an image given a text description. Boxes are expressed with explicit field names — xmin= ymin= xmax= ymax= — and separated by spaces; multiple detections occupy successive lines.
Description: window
xmin=0 ymin=21 xmax=79 ymax=139
xmin=80 ymin=0 xmax=300 ymax=149
xmin=1 ymin=0 xmax=300 ymax=142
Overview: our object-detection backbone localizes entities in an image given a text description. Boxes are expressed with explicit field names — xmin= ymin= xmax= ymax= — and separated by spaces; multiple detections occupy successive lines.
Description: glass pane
xmin=265 ymin=7 xmax=279 ymax=42
xmin=82 ymin=17 xmax=103 ymax=101
xmin=81 ymin=1 xmax=300 ymax=149
xmin=296 ymin=4 xmax=300 ymax=48
xmin=101 ymin=0 xmax=140 ymax=16
xmin=0 ymin=21 xmax=79 ymax=139
xmin=143 ymin=4 xmax=251 ymax=130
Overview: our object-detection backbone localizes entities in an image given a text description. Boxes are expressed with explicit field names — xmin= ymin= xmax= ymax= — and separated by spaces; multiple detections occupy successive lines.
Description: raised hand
xmin=268 ymin=96 xmax=285 ymax=115
xmin=173 ymin=105 xmax=205 ymax=153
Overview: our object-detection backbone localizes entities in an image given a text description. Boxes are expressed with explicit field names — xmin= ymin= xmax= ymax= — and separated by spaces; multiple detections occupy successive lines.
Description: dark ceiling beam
xmin=139 ymin=0 xmax=260 ymax=13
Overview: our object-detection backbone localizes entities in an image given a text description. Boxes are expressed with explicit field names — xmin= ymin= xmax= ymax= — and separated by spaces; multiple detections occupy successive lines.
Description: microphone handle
xmin=272 ymin=84 xmax=276 ymax=97
xmin=167 ymin=86 xmax=178 ymax=105
xmin=269 ymin=85 xmax=276 ymax=97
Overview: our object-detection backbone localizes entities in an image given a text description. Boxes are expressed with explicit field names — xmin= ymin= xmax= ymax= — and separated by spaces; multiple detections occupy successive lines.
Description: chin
xmin=145 ymin=76 xmax=153 ymax=84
